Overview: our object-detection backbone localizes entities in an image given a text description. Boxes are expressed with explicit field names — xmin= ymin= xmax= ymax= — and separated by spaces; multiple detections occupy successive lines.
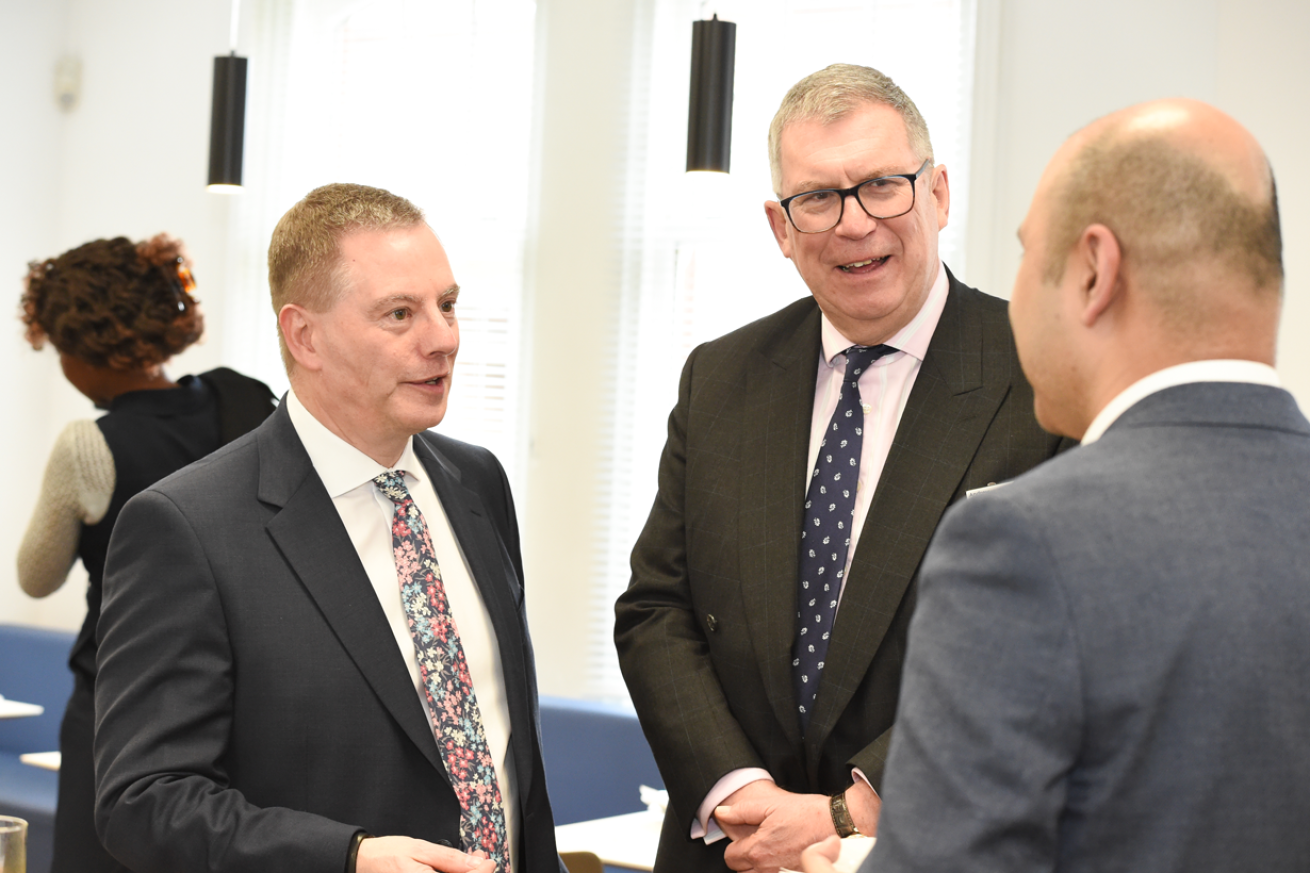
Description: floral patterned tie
xmin=373 ymin=470 xmax=510 ymax=873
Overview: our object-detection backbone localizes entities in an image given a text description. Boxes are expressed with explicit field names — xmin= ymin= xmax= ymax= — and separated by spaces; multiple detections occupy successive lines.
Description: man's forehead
xmin=337 ymin=223 xmax=428 ymax=253
xmin=334 ymin=225 xmax=454 ymax=298
xmin=778 ymin=104 xmax=915 ymax=183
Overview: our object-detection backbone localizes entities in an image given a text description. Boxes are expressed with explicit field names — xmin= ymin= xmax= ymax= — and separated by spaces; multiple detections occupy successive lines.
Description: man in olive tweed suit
xmin=615 ymin=64 xmax=1063 ymax=873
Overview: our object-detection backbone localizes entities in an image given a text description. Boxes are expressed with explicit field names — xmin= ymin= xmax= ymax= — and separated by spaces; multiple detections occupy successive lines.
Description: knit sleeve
xmin=16 ymin=420 xmax=117 ymax=598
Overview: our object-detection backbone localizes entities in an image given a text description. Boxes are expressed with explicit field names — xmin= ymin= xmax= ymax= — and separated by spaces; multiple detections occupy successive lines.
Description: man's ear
xmin=1074 ymin=223 xmax=1123 ymax=328
xmin=764 ymin=200 xmax=793 ymax=259
xmin=929 ymin=164 xmax=950 ymax=231
xmin=278 ymin=304 xmax=323 ymax=372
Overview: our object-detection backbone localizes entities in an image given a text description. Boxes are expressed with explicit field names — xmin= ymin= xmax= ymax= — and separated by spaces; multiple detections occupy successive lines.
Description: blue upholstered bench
xmin=0 ymin=624 xmax=76 ymax=873
xmin=538 ymin=695 xmax=664 ymax=826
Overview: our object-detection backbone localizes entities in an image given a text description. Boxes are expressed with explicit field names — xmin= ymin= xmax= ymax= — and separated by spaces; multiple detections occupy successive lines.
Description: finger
xmin=723 ymin=838 xmax=755 ymax=873
xmin=717 ymin=801 xmax=767 ymax=827
xmin=716 ymin=804 xmax=744 ymax=826
xmin=718 ymin=815 xmax=757 ymax=843
xmin=413 ymin=844 xmax=486 ymax=873
xmin=800 ymin=840 xmax=840 ymax=873
xmin=806 ymin=834 xmax=842 ymax=862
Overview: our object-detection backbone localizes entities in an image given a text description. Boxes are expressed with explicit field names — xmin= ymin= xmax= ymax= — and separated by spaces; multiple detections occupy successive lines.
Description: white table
xmin=0 ymin=698 xmax=43 ymax=719
xmin=20 ymin=751 xmax=61 ymax=772
xmin=554 ymin=810 xmax=661 ymax=871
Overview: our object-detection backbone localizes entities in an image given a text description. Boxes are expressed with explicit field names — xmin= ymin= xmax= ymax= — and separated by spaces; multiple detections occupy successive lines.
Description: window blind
xmin=591 ymin=0 xmax=980 ymax=701
xmin=225 ymin=0 xmax=537 ymax=490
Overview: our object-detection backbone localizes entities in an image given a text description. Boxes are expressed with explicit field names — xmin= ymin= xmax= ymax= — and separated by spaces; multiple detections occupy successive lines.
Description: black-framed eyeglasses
xmin=779 ymin=159 xmax=932 ymax=234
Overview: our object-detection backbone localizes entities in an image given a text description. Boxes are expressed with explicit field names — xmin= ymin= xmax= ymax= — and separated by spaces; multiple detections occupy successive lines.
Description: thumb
xmin=715 ymin=804 xmax=744 ymax=826
xmin=813 ymin=834 xmax=842 ymax=860
xmin=715 ymin=802 xmax=762 ymax=827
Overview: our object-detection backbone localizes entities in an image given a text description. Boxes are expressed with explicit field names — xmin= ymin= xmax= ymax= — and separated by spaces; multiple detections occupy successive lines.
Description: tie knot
xmin=842 ymin=344 xmax=893 ymax=382
xmin=373 ymin=470 xmax=411 ymax=504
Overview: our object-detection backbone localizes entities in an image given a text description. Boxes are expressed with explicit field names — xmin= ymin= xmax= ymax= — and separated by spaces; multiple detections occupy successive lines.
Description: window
xmin=225 ymin=0 xmax=538 ymax=487
xmin=590 ymin=0 xmax=980 ymax=700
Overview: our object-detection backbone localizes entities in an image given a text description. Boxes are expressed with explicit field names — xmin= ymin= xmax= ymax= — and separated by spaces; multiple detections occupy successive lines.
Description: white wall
xmin=3 ymin=0 xmax=1308 ymax=693
xmin=0 ymin=0 xmax=237 ymax=629
xmin=520 ymin=0 xmax=636 ymax=696
xmin=0 ymin=0 xmax=74 ymax=630
xmin=969 ymin=0 xmax=1310 ymax=400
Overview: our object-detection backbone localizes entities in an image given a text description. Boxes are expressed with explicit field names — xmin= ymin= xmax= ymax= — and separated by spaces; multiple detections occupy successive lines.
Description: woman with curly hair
xmin=16 ymin=234 xmax=276 ymax=873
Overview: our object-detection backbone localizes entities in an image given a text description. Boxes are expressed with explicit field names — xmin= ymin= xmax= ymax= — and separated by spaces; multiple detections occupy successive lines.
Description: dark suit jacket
xmin=614 ymin=271 xmax=1065 ymax=872
xmin=870 ymin=381 xmax=1310 ymax=872
xmin=94 ymin=403 xmax=562 ymax=873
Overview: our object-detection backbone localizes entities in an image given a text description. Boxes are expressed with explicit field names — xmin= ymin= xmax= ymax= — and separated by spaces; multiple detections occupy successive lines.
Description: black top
xmin=69 ymin=367 xmax=275 ymax=682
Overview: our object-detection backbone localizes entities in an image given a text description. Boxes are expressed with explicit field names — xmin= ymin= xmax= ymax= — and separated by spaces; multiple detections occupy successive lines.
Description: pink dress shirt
xmin=692 ymin=262 xmax=951 ymax=842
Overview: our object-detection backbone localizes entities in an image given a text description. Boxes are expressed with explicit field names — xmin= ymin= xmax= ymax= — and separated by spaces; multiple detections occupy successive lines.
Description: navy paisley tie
xmin=792 ymin=344 xmax=893 ymax=733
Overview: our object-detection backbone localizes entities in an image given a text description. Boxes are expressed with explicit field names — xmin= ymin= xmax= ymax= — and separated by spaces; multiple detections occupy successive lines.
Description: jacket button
xmin=437 ymin=839 xmax=454 ymax=848
xmin=706 ymin=614 xmax=718 ymax=633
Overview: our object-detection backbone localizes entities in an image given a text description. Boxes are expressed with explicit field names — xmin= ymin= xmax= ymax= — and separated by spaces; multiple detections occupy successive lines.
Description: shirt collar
xmin=286 ymin=388 xmax=427 ymax=497
xmin=1081 ymin=359 xmax=1282 ymax=445
xmin=819 ymin=260 xmax=949 ymax=366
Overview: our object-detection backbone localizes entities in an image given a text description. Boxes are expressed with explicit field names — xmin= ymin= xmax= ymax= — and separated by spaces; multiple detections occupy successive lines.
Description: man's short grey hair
xmin=768 ymin=63 xmax=934 ymax=196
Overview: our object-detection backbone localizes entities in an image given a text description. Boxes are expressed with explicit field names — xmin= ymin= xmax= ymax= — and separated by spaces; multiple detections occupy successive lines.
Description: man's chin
xmin=405 ymin=405 xmax=450 ymax=435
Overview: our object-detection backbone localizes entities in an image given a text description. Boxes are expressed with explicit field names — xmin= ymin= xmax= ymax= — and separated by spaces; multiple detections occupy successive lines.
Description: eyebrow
xmin=368 ymin=285 xmax=460 ymax=314
xmin=790 ymin=166 xmax=913 ymax=195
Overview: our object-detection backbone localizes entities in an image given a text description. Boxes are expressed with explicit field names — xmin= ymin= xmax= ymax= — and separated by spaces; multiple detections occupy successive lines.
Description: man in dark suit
xmin=614 ymin=64 xmax=1063 ymax=873
xmin=94 ymin=184 xmax=563 ymax=873
xmin=804 ymin=99 xmax=1310 ymax=873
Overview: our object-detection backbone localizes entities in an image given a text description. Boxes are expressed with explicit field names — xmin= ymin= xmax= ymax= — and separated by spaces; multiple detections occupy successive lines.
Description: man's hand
xmin=356 ymin=836 xmax=496 ymax=873
xmin=844 ymin=779 xmax=881 ymax=836
xmin=800 ymin=835 xmax=841 ymax=873
xmin=714 ymin=781 xmax=833 ymax=873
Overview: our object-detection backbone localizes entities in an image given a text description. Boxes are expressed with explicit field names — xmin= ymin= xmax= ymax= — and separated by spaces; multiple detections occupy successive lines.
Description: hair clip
xmin=175 ymin=260 xmax=198 ymax=311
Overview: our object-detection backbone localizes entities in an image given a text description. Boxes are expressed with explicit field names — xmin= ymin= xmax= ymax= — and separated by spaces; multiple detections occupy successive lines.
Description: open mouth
xmin=839 ymin=256 xmax=889 ymax=273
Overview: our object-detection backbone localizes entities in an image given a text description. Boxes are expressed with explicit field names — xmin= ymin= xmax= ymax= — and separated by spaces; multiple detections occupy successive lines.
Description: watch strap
xmin=830 ymin=789 xmax=862 ymax=838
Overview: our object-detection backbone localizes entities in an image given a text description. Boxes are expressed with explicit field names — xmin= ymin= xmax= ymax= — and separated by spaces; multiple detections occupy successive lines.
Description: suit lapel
xmin=257 ymin=407 xmax=449 ymax=779
xmin=807 ymin=277 xmax=1012 ymax=750
xmin=413 ymin=437 xmax=538 ymax=801
xmin=739 ymin=303 xmax=822 ymax=747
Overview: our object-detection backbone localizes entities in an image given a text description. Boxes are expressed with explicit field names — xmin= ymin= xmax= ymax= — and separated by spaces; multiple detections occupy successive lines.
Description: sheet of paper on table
xmin=20 ymin=751 xmax=62 ymax=772
xmin=554 ymin=810 xmax=662 ymax=871
xmin=0 ymin=695 xmax=44 ymax=719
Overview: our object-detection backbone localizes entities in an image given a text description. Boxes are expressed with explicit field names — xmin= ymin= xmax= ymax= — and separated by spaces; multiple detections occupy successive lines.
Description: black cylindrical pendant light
xmin=686 ymin=14 xmax=735 ymax=173
xmin=207 ymin=53 xmax=248 ymax=191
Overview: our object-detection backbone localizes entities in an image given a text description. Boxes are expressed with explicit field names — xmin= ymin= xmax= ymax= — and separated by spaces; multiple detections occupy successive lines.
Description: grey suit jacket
xmin=870 ymin=381 xmax=1310 ymax=873
xmin=614 ymin=271 xmax=1064 ymax=872
xmin=94 ymin=403 xmax=563 ymax=873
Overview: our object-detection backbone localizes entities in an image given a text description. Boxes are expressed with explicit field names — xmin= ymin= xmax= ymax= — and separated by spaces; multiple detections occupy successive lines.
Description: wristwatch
xmin=346 ymin=831 xmax=371 ymax=873
xmin=830 ymin=789 xmax=862 ymax=838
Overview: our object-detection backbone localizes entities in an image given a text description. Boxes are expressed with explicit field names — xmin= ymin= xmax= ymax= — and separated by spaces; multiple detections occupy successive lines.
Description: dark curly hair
xmin=20 ymin=234 xmax=205 ymax=370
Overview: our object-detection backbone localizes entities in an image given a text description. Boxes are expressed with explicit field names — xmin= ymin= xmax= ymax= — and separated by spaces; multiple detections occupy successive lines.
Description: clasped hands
xmin=356 ymin=835 xmax=497 ymax=873
xmin=714 ymin=779 xmax=880 ymax=873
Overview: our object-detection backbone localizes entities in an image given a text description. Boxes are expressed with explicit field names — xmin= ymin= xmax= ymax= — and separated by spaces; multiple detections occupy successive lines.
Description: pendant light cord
xmin=229 ymin=0 xmax=241 ymax=53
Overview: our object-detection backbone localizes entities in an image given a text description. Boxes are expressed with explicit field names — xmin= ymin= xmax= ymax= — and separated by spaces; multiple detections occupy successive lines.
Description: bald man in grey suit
xmin=803 ymin=99 xmax=1310 ymax=873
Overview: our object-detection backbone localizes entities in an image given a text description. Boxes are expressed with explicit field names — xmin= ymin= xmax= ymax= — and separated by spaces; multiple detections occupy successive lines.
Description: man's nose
xmin=834 ymin=191 xmax=877 ymax=236
xmin=421 ymin=308 xmax=459 ymax=355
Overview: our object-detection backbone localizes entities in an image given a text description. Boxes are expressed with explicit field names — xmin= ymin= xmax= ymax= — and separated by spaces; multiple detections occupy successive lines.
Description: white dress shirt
xmin=693 ymin=263 xmax=951 ymax=841
xmin=286 ymin=390 xmax=518 ymax=866
xmin=1081 ymin=360 xmax=1282 ymax=445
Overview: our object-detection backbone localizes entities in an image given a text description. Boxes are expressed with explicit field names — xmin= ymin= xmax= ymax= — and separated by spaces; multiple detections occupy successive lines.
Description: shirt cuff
xmin=691 ymin=768 xmax=774 ymax=843
xmin=850 ymin=767 xmax=878 ymax=797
